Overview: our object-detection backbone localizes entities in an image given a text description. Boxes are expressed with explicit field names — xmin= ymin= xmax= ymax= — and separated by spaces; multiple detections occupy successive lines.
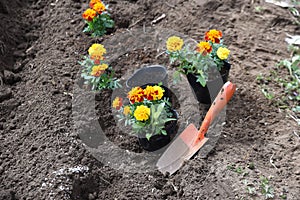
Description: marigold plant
xmin=113 ymin=84 xmax=175 ymax=140
xmin=82 ymin=0 xmax=114 ymax=37
xmin=80 ymin=43 xmax=121 ymax=91
xmin=166 ymin=29 xmax=231 ymax=86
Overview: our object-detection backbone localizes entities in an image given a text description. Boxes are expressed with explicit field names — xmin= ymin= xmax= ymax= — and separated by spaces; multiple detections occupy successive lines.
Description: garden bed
xmin=0 ymin=0 xmax=299 ymax=199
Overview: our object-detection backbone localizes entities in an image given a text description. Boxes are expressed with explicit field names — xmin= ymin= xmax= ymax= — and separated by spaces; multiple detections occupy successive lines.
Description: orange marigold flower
xmin=88 ymin=43 xmax=106 ymax=61
xmin=89 ymin=0 xmax=101 ymax=8
xmin=128 ymin=87 xmax=144 ymax=104
xmin=93 ymin=1 xmax=106 ymax=14
xmin=196 ymin=41 xmax=212 ymax=55
xmin=90 ymin=64 xmax=108 ymax=77
xmin=112 ymin=97 xmax=123 ymax=110
xmin=204 ymin=29 xmax=223 ymax=43
xmin=143 ymin=85 xmax=165 ymax=101
xmin=123 ymin=106 xmax=131 ymax=116
xmin=166 ymin=36 xmax=184 ymax=52
xmin=82 ymin=8 xmax=97 ymax=22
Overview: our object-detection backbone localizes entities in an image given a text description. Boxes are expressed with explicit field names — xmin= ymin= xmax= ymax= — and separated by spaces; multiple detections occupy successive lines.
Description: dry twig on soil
xmin=269 ymin=153 xmax=278 ymax=169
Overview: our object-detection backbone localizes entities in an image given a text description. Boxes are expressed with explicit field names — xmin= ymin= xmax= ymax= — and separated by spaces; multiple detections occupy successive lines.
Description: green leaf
xmin=161 ymin=129 xmax=167 ymax=135
xmin=146 ymin=133 xmax=152 ymax=140
xmin=196 ymin=74 xmax=206 ymax=87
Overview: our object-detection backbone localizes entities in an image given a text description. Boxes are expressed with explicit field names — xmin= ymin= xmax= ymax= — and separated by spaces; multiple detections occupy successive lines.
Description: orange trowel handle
xmin=195 ymin=81 xmax=236 ymax=143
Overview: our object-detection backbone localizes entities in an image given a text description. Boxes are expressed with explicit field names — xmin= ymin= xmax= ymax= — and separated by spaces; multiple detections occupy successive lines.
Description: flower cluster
xmin=113 ymin=85 xmax=175 ymax=140
xmin=82 ymin=0 xmax=114 ymax=37
xmin=166 ymin=29 xmax=231 ymax=86
xmin=196 ymin=29 xmax=230 ymax=65
xmin=80 ymin=43 xmax=120 ymax=90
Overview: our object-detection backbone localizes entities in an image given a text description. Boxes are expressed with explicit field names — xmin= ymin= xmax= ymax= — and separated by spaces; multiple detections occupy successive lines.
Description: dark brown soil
xmin=0 ymin=0 xmax=299 ymax=199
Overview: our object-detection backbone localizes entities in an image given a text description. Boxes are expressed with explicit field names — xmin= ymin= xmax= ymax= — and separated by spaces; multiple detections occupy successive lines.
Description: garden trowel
xmin=156 ymin=81 xmax=236 ymax=175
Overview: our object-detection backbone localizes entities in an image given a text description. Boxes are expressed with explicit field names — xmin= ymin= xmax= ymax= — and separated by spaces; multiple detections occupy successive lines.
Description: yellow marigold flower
xmin=91 ymin=65 xmax=106 ymax=77
xmin=128 ymin=87 xmax=144 ymax=104
xmin=166 ymin=36 xmax=184 ymax=52
xmin=88 ymin=43 xmax=106 ymax=61
xmin=204 ymin=29 xmax=222 ymax=43
xmin=82 ymin=8 xmax=97 ymax=22
xmin=196 ymin=41 xmax=212 ymax=55
xmin=98 ymin=63 xmax=108 ymax=70
xmin=144 ymin=85 xmax=165 ymax=100
xmin=89 ymin=0 xmax=101 ymax=8
xmin=134 ymin=105 xmax=150 ymax=121
xmin=123 ymin=106 xmax=131 ymax=116
xmin=112 ymin=97 xmax=123 ymax=110
xmin=93 ymin=1 xmax=106 ymax=14
xmin=216 ymin=47 xmax=230 ymax=60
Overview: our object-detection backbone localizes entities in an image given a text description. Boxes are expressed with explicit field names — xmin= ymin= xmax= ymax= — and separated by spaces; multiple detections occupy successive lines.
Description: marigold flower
xmin=196 ymin=41 xmax=212 ymax=55
xmin=144 ymin=85 xmax=165 ymax=101
xmin=216 ymin=47 xmax=230 ymax=60
xmin=82 ymin=8 xmax=97 ymax=22
xmin=91 ymin=64 xmax=108 ymax=77
xmin=166 ymin=36 xmax=184 ymax=52
xmin=204 ymin=29 xmax=222 ymax=43
xmin=128 ymin=87 xmax=145 ymax=104
xmin=89 ymin=0 xmax=101 ymax=8
xmin=93 ymin=1 xmax=106 ymax=14
xmin=123 ymin=106 xmax=131 ymax=116
xmin=99 ymin=63 xmax=108 ymax=70
xmin=134 ymin=105 xmax=150 ymax=121
xmin=112 ymin=97 xmax=123 ymax=110
xmin=88 ymin=43 xmax=107 ymax=61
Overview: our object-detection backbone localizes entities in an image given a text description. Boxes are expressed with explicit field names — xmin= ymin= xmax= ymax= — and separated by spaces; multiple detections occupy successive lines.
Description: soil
xmin=0 ymin=0 xmax=299 ymax=199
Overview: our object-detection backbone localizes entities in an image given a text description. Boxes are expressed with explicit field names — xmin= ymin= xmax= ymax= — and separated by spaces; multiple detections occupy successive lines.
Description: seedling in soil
xmin=257 ymin=44 xmax=300 ymax=125
xmin=280 ymin=194 xmax=287 ymax=199
xmin=243 ymin=179 xmax=257 ymax=195
xmin=227 ymin=165 xmax=249 ymax=176
xmin=261 ymin=87 xmax=275 ymax=100
xmin=226 ymin=164 xmax=235 ymax=170
xmin=235 ymin=166 xmax=244 ymax=175
xmin=247 ymin=186 xmax=257 ymax=195
xmin=260 ymin=176 xmax=275 ymax=199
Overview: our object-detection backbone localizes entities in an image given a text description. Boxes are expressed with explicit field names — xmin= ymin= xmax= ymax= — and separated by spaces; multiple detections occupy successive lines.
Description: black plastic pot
xmin=186 ymin=62 xmax=231 ymax=104
xmin=138 ymin=109 xmax=178 ymax=151
xmin=126 ymin=65 xmax=168 ymax=88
